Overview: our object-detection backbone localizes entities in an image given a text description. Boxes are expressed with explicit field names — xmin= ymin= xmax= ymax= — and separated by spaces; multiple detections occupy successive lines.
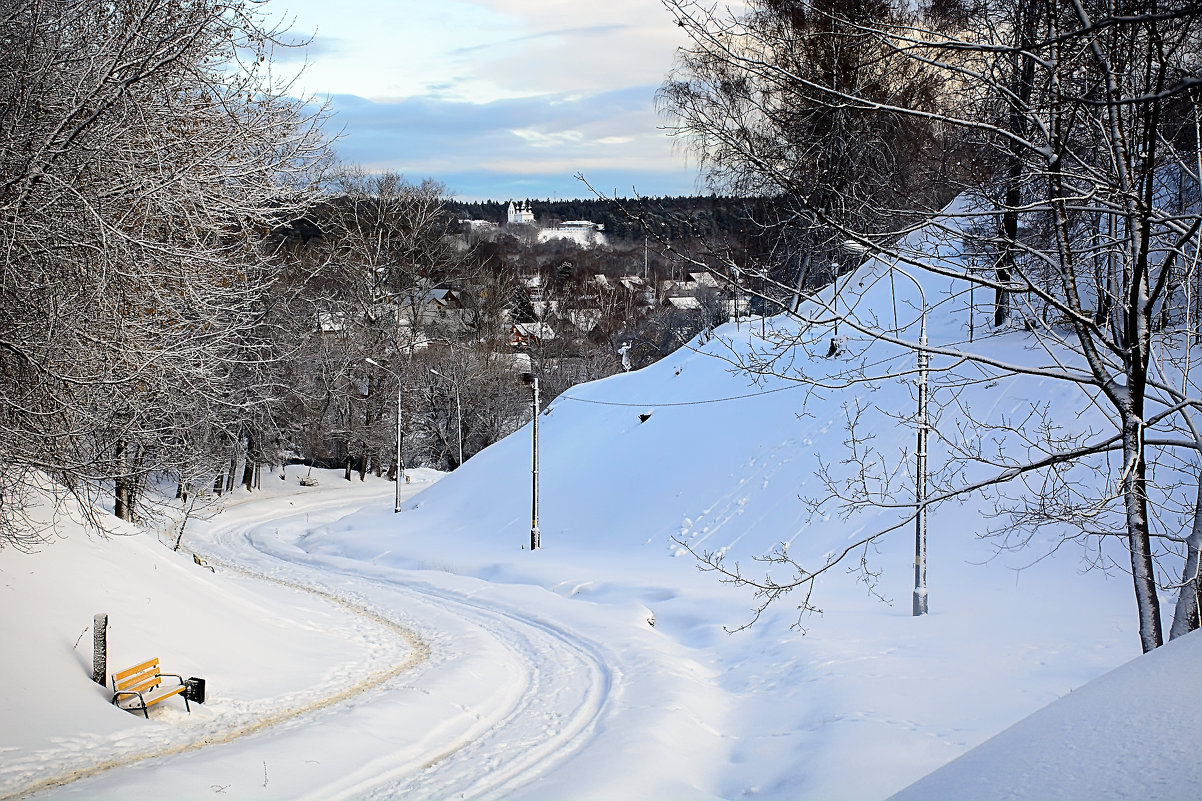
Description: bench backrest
xmin=112 ymin=657 xmax=163 ymax=695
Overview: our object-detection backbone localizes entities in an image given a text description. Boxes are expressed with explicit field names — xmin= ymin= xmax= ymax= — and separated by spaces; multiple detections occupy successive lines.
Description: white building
xmin=507 ymin=200 xmax=535 ymax=225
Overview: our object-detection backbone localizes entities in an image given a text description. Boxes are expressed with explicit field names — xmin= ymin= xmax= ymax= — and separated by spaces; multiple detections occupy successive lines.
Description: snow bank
xmin=892 ymin=628 xmax=1202 ymax=800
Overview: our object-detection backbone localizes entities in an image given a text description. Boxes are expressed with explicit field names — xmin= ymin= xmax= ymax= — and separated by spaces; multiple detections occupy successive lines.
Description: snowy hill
xmin=0 ymin=207 xmax=1184 ymax=798
xmin=891 ymin=627 xmax=1202 ymax=800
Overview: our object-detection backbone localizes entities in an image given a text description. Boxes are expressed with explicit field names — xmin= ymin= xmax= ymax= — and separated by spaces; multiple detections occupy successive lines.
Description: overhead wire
xmin=556 ymin=383 xmax=803 ymax=408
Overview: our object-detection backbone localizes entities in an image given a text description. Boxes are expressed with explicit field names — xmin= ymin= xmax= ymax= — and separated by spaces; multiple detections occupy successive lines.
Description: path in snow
xmin=34 ymin=481 xmax=616 ymax=800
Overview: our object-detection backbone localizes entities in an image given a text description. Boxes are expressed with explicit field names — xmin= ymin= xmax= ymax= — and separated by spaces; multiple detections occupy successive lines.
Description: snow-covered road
xmin=28 ymin=478 xmax=621 ymax=801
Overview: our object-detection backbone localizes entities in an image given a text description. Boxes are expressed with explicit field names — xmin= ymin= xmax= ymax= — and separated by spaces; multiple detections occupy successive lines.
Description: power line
xmin=557 ymin=383 xmax=801 ymax=408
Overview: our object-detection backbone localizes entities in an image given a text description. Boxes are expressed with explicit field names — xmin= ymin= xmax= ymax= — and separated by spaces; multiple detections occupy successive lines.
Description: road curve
xmin=192 ymin=481 xmax=617 ymax=800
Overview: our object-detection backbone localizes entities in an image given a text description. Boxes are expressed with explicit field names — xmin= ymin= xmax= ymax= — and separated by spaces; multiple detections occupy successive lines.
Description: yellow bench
xmin=111 ymin=658 xmax=191 ymax=719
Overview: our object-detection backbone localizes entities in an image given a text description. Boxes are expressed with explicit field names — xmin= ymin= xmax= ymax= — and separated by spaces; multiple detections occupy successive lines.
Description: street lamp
xmin=429 ymin=367 xmax=463 ymax=468
xmin=365 ymin=357 xmax=404 ymax=514
xmin=912 ymin=292 xmax=929 ymax=617
xmin=520 ymin=371 xmax=540 ymax=551
xmin=843 ymin=242 xmax=929 ymax=616
xmin=885 ymin=265 xmax=930 ymax=617
xmin=831 ymin=260 xmax=840 ymax=336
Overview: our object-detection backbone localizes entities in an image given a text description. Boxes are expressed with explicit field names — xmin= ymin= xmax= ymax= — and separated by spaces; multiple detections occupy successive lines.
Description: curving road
xmin=28 ymin=479 xmax=617 ymax=800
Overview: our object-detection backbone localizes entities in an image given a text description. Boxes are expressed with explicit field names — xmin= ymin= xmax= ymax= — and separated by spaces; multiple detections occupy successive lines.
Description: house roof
xmin=512 ymin=321 xmax=556 ymax=340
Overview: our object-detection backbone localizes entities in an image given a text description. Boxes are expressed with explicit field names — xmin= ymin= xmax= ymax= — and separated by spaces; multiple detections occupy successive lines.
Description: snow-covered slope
xmin=891 ymin=628 xmax=1202 ymax=801
xmin=1 ymin=206 xmax=1185 ymax=799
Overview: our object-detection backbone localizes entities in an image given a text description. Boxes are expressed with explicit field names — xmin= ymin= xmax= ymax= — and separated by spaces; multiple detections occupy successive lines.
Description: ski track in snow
xmin=20 ymin=484 xmax=614 ymax=800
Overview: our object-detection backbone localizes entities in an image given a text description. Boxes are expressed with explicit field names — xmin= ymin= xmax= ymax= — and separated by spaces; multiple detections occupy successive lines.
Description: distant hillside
xmin=449 ymin=195 xmax=767 ymax=244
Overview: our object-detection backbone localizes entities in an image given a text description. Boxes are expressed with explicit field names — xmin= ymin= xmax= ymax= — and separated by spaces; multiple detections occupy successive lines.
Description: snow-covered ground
xmin=2 ymin=208 xmax=1193 ymax=799
xmin=536 ymin=226 xmax=608 ymax=248
xmin=891 ymin=627 xmax=1201 ymax=800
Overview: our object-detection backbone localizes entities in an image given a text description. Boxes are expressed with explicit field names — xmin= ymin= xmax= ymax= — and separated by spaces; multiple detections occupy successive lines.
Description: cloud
xmin=321 ymin=89 xmax=698 ymax=200
xmin=448 ymin=24 xmax=632 ymax=57
xmin=271 ymin=0 xmax=701 ymax=199
xmin=511 ymin=129 xmax=586 ymax=148
xmin=270 ymin=34 xmax=347 ymax=63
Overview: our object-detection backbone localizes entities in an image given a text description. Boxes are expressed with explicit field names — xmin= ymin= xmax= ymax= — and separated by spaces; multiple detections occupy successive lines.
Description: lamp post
xmin=429 ymin=367 xmax=463 ymax=468
xmin=520 ymin=371 xmax=540 ymax=551
xmin=913 ymin=304 xmax=929 ymax=617
xmin=365 ymin=358 xmax=403 ymax=513
xmin=841 ymin=243 xmax=930 ymax=615
xmin=884 ymin=265 xmax=930 ymax=617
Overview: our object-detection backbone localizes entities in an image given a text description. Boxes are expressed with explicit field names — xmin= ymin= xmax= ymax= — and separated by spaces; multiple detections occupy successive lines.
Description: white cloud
xmin=269 ymin=0 xmax=701 ymax=198
xmin=272 ymin=0 xmax=687 ymax=102
xmin=510 ymin=129 xmax=586 ymax=148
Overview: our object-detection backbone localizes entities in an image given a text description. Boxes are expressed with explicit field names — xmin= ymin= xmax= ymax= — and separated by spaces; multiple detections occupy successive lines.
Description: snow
xmin=890 ymin=628 xmax=1202 ymax=801
xmin=536 ymin=226 xmax=607 ymax=247
xmin=1 ymin=207 xmax=1192 ymax=799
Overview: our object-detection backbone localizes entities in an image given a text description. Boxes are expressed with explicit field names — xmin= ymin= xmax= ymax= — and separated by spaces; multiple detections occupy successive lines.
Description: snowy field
xmin=2 ymin=214 xmax=1197 ymax=799
xmin=537 ymin=226 xmax=608 ymax=248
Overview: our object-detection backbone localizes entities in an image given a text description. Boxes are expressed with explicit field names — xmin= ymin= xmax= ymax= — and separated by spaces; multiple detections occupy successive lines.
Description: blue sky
xmin=269 ymin=0 xmax=703 ymax=201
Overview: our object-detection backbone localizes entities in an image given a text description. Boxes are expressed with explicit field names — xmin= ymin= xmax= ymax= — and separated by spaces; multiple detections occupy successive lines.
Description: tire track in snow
xmin=219 ymin=493 xmax=615 ymax=800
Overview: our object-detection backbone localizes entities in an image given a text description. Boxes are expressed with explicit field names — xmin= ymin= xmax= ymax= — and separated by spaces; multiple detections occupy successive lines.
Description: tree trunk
xmin=91 ymin=613 xmax=108 ymax=686
xmin=1170 ymin=469 xmax=1202 ymax=639
xmin=114 ymin=441 xmax=128 ymax=521
xmin=1121 ymin=411 xmax=1164 ymax=652
xmin=994 ymin=0 xmax=1041 ymax=328
xmin=125 ymin=444 xmax=145 ymax=522
xmin=241 ymin=434 xmax=257 ymax=492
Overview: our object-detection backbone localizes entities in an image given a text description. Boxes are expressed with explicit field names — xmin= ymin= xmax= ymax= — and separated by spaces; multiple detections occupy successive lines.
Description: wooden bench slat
xmin=113 ymin=658 xmax=160 ymax=682
xmin=142 ymin=685 xmax=186 ymax=706
xmin=116 ymin=675 xmax=161 ymax=694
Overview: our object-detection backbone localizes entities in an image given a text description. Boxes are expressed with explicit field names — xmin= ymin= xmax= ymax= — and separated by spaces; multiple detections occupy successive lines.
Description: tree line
xmin=450 ymin=195 xmax=772 ymax=244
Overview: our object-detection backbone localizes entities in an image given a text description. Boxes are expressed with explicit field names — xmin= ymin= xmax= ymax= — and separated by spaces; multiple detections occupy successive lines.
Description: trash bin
xmin=184 ymin=677 xmax=206 ymax=704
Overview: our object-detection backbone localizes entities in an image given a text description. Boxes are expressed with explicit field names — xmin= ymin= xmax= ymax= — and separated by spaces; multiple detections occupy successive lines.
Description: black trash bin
xmin=184 ymin=677 xmax=206 ymax=704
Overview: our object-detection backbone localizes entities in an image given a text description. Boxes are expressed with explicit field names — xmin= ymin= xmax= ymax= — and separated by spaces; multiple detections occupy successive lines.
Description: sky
xmin=266 ymin=0 xmax=705 ymax=202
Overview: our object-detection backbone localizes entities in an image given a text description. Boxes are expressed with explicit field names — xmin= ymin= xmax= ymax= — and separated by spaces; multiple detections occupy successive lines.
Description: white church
xmin=506 ymin=200 xmax=535 ymax=225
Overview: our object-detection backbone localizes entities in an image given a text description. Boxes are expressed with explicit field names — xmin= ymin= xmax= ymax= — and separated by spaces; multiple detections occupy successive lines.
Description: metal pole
xmin=831 ymin=261 xmax=839 ymax=336
xmin=455 ymin=383 xmax=463 ymax=468
xmin=366 ymin=357 xmax=403 ymax=513
xmin=530 ymin=375 xmax=540 ymax=551
xmin=913 ymin=312 xmax=929 ymax=615
xmin=395 ymin=381 xmax=402 ymax=513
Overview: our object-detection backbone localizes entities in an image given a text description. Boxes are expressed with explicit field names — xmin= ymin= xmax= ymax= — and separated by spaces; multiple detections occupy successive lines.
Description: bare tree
xmin=0 ymin=0 xmax=332 ymax=539
xmin=658 ymin=0 xmax=1202 ymax=650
